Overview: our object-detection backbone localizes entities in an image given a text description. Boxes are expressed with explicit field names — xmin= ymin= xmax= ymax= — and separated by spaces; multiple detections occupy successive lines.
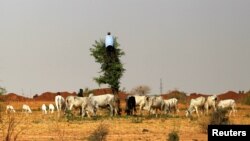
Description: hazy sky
xmin=1 ymin=0 xmax=250 ymax=97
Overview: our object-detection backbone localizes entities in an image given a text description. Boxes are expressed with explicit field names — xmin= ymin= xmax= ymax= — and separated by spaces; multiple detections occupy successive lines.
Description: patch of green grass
xmin=131 ymin=117 xmax=143 ymax=123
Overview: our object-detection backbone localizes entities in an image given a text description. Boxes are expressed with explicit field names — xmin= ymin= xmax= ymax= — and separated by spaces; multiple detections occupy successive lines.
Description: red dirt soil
xmin=33 ymin=92 xmax=77 ymax=101
xmin=0 ymin=93 xmax=31 ymax=102
xmin=0 ymin=89 xmax=248 ymax=102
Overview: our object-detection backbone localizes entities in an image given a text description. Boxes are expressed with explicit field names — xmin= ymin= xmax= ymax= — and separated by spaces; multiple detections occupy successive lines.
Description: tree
xmin=90 ymin=37 xmax=125 ymax=115
xmin=90 ymin=37 xmax=125 ymax=94
xmin=131 ymin=85 xmax=151 ymax=95
xmin=0 ymin=87 xmax=7 ymax=95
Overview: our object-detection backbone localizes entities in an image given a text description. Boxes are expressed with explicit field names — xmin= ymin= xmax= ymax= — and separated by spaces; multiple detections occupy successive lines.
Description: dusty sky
xmin=0 ymin=0 xmax=250 ymax=97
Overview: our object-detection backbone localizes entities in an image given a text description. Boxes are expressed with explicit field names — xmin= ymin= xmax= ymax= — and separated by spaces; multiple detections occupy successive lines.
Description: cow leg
xmin=213 ymin=105 xmax=217 ymax=112
xmin=195 ymin=106 xmax=199 ymax=117
xmin=139 ymin=105 xmax=143 ymax=115
xmin=229 ymin=110 xmax=232 ymax=116
xmin=204 ymin=104 xmax=208 ymax=115
xmin=110 ymin=105 xmax=114 ymax=116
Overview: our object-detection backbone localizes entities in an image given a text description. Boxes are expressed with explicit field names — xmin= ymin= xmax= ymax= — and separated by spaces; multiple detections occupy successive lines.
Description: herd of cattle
xmin=5 ymin=94 xmax=237 ymax=118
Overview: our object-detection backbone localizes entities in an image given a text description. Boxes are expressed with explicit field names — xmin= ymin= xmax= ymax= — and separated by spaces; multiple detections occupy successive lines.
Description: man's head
xmin=107 ymin=32 xmax=111 ymax=35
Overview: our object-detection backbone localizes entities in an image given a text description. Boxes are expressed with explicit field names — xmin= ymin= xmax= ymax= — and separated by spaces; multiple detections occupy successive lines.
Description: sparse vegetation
xmin=198 ymin=117 xmax=209 ymax=133
xmin=87 ymin=123 xmax=109 ymax=141
xmin=199 ymin=108 xmax=230 ymax=133
xmin=0 ymin=113 xmax=27 ymax=141
xmin=209 ymin=108 xmax=230 ymax=125
xmin=242 ymin=93 xmax=250 ymax=105
xmin=0 ymin=87 xmax=7 ymax=95
xmin=167 ymin=120 xmax=180 ymax=141
xmin=52 ymin=120 xmax=66 ymax=141
xmin=130 ymin=85 xmax=151 ymax=95
xmin=0 ymin=100 xmax=249 ymax=140
xmin=131 ymin=116 xmax=143 ymax=123
xmin=165 ymin=90 xmax=187 ymax=104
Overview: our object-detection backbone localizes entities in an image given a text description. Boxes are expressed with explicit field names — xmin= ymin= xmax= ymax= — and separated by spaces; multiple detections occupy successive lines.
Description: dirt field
xmin=0 ymin=101 xmax=250 ymax=141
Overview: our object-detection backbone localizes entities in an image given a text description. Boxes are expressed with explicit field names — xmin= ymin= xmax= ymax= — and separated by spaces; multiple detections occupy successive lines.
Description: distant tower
xmin=160 ymin=78 xmax=163 ymax=95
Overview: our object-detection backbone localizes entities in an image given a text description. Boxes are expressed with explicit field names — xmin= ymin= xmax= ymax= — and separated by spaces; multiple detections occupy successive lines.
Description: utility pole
xmin=160 ymin=78 xmax=163 ymax=95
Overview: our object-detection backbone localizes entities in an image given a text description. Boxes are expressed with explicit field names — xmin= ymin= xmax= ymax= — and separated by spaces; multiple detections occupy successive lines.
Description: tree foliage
xmin=90 ymin=37 xmax=125 ymax=94
xmin=0 ymin=87 xmax=7 ymax=95
xmin=131 ymin=85 xmax=151 ymax=95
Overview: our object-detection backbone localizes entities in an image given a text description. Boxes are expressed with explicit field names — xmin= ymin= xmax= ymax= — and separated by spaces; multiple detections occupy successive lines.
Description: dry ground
xmin=0 ymin=101 xmax=250 ymax=141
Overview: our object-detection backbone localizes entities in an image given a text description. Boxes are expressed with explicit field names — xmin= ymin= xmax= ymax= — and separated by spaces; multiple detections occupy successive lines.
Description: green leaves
xmin=0 ymin=87 xmax=7 ymax=95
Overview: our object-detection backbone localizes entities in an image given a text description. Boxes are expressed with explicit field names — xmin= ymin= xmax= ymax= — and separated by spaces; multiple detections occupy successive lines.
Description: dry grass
xmin=0 ymin=101 xmax=249 ymax=141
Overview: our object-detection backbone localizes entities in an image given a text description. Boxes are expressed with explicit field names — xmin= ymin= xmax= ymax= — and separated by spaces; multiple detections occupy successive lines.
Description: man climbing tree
xmin=90 ymin=35 xmax=125 ymax=115
xmin=105 ymin=32 xmax=114 ymax=58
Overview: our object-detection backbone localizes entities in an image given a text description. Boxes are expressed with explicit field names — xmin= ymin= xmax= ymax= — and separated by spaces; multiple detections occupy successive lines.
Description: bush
xmin=64 ymin=110 xmax=74 ymax=121
xmin=1 ymin=114 xmax=27 ymax=141
xmin=87 ymin=123 xmax=109 ymax=141
xmin=199 ymin=108 xmax=230 ymax=133
xmin=210 ymin=108 xmax=230 ymax=125
xmin=167 ymin=130 xmax=179 ymax=141
xmin=243 ymin=94 xmax=250 ymax=105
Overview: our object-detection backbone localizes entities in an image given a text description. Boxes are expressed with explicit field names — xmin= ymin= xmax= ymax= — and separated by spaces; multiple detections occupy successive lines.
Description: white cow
xmin=186 ymin=96 xmax=206 ymax=117
xmin=88 ymin=94 xmax=117 ymax=116
xmin=204 ymin=95 xmax=217 ymax=114
xmin=145 ymin=96 xmax=165 ymax=116
xmin=164 ymin=98 xmax=179 ymax=114
xmin=49 ymin=104 xmax=55 ymax=114
xmin=22 ymin=104 xmax=32 ymax=113
xmin=65 ymin=96 xmax=96 ymax=117
xmin=6 ymin=105 xmax=16 ymax=113
xmin=217 ymin=99 xmax=237 ymax=116
xmin=133 ymin=95 xmax=148 ymax=114
xmin=41 ymin=104 xmax=47 ymax=114
xmin=55 ymin=95 xmax=65 ymax=112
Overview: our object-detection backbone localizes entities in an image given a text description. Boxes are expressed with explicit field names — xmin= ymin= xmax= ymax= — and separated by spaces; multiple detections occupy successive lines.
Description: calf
xmin=41 ymin=104 xmax=47 ymax=114
xmin=49 ymin=104 xmax=55 ymax=114
xmin=6 ymin=105 xmax=16 ymax=113
xmin=22 ymin=104 xmax=32 ymax=113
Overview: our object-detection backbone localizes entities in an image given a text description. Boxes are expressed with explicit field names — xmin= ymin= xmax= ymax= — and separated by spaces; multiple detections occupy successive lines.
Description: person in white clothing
xmin=105 ymin=32 xmax=114 ymax=57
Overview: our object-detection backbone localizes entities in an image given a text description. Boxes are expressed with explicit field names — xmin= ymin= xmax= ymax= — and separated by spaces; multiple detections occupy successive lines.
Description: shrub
xmin=64 ymin=110 xmax=74 ymax=121
xmin=87 ymin=123 xmax=109 ymax=141
xmin=210 ymin=108 xmax=230 ymax=125
xmin=167 ymin=130 xmax=179 ymax=141
xmin=199 ymin=108 xmax=230 ymax=133
xmin=1 ymin=114 xmax=27 ymax=141
xmin=243 ymin=94 xmax=250 ymax=105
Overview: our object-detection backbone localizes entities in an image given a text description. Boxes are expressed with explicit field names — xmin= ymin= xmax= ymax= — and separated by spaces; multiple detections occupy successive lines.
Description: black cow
xmin=125 ymin=96 xmax=136 ymax=115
